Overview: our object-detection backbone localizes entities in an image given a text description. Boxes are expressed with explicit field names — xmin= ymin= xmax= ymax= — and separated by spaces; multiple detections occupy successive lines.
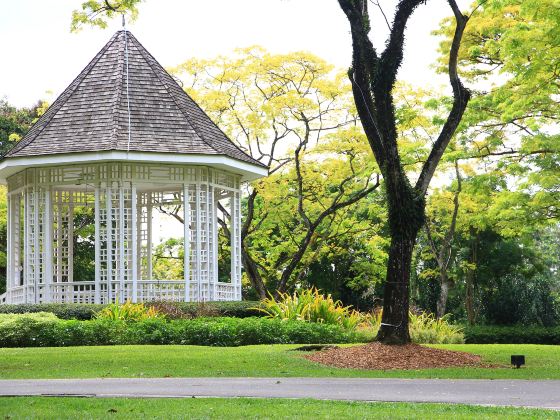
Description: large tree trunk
xmin=377 ymin=232 xmax=417 ymax=344
xmin=377 ymin=177 xmax=424 ymax=344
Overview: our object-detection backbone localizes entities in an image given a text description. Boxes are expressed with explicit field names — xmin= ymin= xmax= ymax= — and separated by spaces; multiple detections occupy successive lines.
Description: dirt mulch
xmin=303 ymin=342 xmax=489 ymax=370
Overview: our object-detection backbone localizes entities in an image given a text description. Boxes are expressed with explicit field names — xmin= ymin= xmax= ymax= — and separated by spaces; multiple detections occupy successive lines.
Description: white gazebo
xmin=0 ymin=30 xmax=267 ymax=304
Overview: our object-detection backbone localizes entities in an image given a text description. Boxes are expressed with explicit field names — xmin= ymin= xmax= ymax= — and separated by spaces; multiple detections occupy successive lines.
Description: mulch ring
xmin=303 ymin=342 xmax=492 ymax=370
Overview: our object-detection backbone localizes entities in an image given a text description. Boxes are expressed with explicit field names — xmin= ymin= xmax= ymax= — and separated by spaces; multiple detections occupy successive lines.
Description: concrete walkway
xmin=1 ymin=378 xmax=560 ymax=409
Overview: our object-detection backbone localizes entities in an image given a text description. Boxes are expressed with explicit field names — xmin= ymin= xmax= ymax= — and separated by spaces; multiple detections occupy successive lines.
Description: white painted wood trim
xmin=6 ymin=194 xmax=12 ymax=292
xmin=212 ymin=187 xmax=219 ymax=300
xmin=68 ymin=193 xmax=74 ymax=285
xmin=44 ymin=187 xmax=53 ymax=302
xmin=118 ymin=184 xmax=125 ymax=302
xmin=94 ymin=185 xmax=101 ymax=304
xmin=183 ymin=184 xmax=191 ymax=302
xmin=195 ymin=182 xmax=202 ymax=301
xmin=23 ymin=188 xmax=29 ymax=303
xmin=106 ymin=185 xmax=113 ymax=302
xmin=146 ymin=193 xmax=153 ymax=281
xmin=0 ymin=152 xmax=268 ymax=183
xmin=131 ymin=185 xmax=138 ymax=303
xmin=33 ymin=184 xmax=39 ymax=303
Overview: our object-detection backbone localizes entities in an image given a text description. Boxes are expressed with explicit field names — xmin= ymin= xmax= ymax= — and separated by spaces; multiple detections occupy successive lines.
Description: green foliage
xmin=0 ymin=312 xmax=60 ymax=347
xmin=0 ymin=99 xmax=43 ymax=155
xmin=95 ymin=300 xmax=162 ymax=321
xmin=152 ymin=237 xmax=184 ymax=280
xmin=465 ymin=325 xmax=560 ymax=344
xmin=0 ymin=315 xmax=368 ymax=347
xmin=0 ymin=100 xmax=46 ymax=293
xmin=257 ymin=288 xmax=363 ymax=330
xmin=71 ymin=0 xmax=143 ymax=32
xmin=172 ymin=49 xmax=383 ymax=295
xmin=72 ymin=205 xmax=96 ymax=282
xmin=365 ymin=310 xmax=464 ymax=344
xmin=0 ymin=303 xmax=105 ymax=320
xmin=257 ymin=288 xmax=463 ymax=343
xmin=0 ymin=301 xmax=264 ymax=320
xmin=408 ymin=313 xmax=464 ymax=345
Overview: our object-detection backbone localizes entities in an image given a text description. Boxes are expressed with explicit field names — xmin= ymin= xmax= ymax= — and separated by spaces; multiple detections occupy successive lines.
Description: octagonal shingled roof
xmin=3 ymin=30 xmax=266 ymax=170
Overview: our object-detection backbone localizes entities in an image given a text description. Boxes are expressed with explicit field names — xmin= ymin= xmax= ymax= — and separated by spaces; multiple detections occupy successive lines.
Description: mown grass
xmin=0 ymin=397 xmax=558 ymax=419
xmin=0 ymin=344 xmax=559 ymax=380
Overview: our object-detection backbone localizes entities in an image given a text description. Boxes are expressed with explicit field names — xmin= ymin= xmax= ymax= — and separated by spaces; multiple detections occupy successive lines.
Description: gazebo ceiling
xmin=0 ymin=30 xmax=267 ymax=182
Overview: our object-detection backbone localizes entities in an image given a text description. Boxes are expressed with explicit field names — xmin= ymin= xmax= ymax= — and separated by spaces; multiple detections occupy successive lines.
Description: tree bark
xmin=377 ymin=231 xmax=416 ymax=344
xmin=241 ymin=243 xmax=267 ymax=299
xmin=436 ymin=272 xmax=451 ymax=318
xmin=377 ymin=174 xmax=424 ymax=344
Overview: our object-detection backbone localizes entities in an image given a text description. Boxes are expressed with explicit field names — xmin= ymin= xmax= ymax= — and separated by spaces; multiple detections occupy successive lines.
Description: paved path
xmin=1 ymin=378 xmax=559 ymax=409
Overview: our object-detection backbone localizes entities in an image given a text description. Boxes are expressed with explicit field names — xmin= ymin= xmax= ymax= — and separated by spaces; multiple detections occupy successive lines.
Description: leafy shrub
xmin=96 ymin=301 xmax=162 ymax=321
xmin=409 ymin=313 xmax=464 ymax=344
xmin=0 ymin=312 xmax=61 ymax=347
xmin=0 ymin=301 xmax=263 ymax=320
xmin=464 ymin=325 xmax=560 ymax=344
xmin=158 ymin=301 xmax=264 ymax=319
xmin=365 ymin=310 xmax=464 ymax=344
xmin=0 ymin=304 xmax=104 ymax=320
xmin=257 ymin=288 xmax=363 ymax=330
xmin=0 ymin=314 xmax=369 ymax=347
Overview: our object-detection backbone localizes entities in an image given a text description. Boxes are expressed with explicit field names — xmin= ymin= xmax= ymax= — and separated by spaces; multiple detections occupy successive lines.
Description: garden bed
xmin=305 ymin=342 xmax=490 ymax=370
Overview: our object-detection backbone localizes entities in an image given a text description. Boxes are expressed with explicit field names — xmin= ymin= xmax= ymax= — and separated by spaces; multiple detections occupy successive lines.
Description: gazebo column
xmin=54 ymin=192 xmax=62 ymax=297
xmin=24 ymin=183 xmax=39 ymax=303
xmin=7 ymin=193 xmax=18 ymax=299
xmin=106 ymin=184 xmax=113 ymax=302
xmin=6 ymin=193 xmax=18 ymax=300
xmin=146 ymin=192 xmax=153 ymax=281
xmin=118 ymin=184 xmax=125 ymax=302
xmin=43 ymin=187 xmax=53 ymax=302
xmin=33 ymin=187 xmax=39 ymax=302
xmin=23 ymin=189 xmax=28 ymax=303
xmin=67 ymin=193 xmax=74 ymax=285
xmin=207 ymin=183 xmax=216 ymax=301
xmin=183 ymin=184 xmax=191 ymax=302
xmin=230 ymin=189 xmax=242 ymax=301
xmin=94 ymin=185 xmax=101 ymax=304
xmin=6 ymin=194 xmax=12 ymax=301
xmin=211 ymin=187 xmax=219 ymax=300
xmin=131 ymin=185 xmax=138 ymax=302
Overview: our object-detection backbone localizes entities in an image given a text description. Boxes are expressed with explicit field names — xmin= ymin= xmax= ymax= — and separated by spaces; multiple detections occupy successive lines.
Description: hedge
xmin=0 ymin=301 xmax=264 ymax=320
xmin=0 ymin=313 xmax=369 ymax=347
xmin=464 ymin=325 xmax=560 ymax=344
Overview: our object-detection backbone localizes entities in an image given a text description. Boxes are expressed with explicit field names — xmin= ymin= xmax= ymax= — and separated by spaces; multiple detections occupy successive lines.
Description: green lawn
xmin=0 ymin=344 xmax=559 ymax=380
xmin=0 ymin=397 xmax=558 ymax=419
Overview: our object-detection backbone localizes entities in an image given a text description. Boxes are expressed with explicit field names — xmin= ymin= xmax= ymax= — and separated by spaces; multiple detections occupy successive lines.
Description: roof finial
xmin=121 ymin=13 xmax=126 ymax=30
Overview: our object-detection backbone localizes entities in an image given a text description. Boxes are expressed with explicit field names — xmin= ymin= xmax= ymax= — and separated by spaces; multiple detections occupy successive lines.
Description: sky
xmin=0 ymin=0 xmax=469 ymax=108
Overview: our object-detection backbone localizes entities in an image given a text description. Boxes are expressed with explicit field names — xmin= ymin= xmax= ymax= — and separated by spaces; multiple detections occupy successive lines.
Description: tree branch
xmin=416 ymin=0 xmax=471 ymax=194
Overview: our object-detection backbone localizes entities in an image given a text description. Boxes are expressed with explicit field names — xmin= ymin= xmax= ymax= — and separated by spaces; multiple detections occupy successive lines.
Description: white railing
xmin=1 ymin=280 xmax=238 ymax=304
